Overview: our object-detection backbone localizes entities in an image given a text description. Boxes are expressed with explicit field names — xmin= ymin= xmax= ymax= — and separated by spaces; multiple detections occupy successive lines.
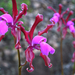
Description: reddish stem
xmin=0 ymin=8 xmax=8 ymax=14
xmin=38 ymin=24 xmax=54 ymax=35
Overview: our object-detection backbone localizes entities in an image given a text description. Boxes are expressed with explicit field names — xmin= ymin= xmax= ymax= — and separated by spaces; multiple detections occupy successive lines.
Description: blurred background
xmin=0 ymin=0 xmax=75 ymax=75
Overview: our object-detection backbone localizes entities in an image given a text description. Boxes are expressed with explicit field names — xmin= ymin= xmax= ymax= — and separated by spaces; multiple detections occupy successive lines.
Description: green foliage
xmin=0 ymin=0 xmax=30 ymax=15
xmin=72 ymin=0 xmax=75 ymax=4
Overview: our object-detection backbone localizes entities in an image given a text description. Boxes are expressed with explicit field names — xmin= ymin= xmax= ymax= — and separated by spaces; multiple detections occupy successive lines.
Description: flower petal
xmin=50 ymin=13 xmax=60 ymax=24
xmin=40 ymin=53 xmax=52 ymax=68
xmin=40 ymin=42 xmax=55 ymax=55
xmin=15 ymin=26 xmax=21 ymax=49
xmin=0 ymin=21 xmax=8 ymax=35
xmin=66 ymin=21 xmax=74 ymax=27
xmin=25 ymin=47 xmax=35 ymax=72
xmin=32 ymin=35 xmax=47 ymax=46
xmin=25 ymin=47 xmax=35 ymax=62
xmin=0 ymin=14 xmax=13 ymax=23
xmin=40 ymin=42 xmax=50 ymax=55
xmin=50 ymin=16 xmax=59 ymax=24
xmin=26 ymin=63 xmax=34 ymax=72
xmin=29 ymin=14 xmax=43 ymax=40
xmin=49 ymin=46 xmax=55 ymax=54
xmin=69 ymin=25 xmax=75 ymax=33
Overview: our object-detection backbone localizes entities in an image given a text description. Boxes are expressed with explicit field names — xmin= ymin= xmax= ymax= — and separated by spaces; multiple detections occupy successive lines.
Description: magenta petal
xmin=0 ymin=14 xmax=13 ymax=23
xmin=40 ymin=53 xmax=52 ymax=68
xmin=69 ymin=25 xmax=75 ymax=33
xmin=54 ymin=13 xmax=60 ymax=17
xmin=66 ymin=21 xmax=74 ymax=27
xmin=26 ymin=63 xmax=34 ymax=72
xmin=50 ymin=16 xmax=59 ymax=24
xmin=40 ymin=42 xmax=50 ymax=55
xmin=25 ymin=47 xmax=35 ymax=72
xmin=32 ymin=35 xmax=47 ymax=46
xmin=50 ymin=13 xmax=60 ymax=24
xmin=25 ymin=47 xmax=35 ymax=63
xmin=0 ymin=21 xmax=8 ymax=35
xmin=49 ymin=46 xmax=55 ymax=54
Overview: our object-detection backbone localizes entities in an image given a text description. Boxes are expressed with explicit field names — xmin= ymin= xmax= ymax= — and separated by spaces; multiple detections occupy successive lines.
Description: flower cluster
xmin=47 ymin=4 xmax=75 ymax=39
xmin=0 ymin=0 xmax=55 ymax=72
xmin=47 ymin=4 xmax=75 ymax=64
xmin=21 ymin=14 xmax=55 ymax=72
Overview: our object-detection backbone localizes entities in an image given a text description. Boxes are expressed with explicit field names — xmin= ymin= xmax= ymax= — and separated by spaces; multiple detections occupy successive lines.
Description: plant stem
xmin=14 ymin=37 xmax=21 ymax=75
xmin=60 ymin=31 xmax=64 ymax=75
xmin=17 ymin=49 xmax=21 ymax=75
xmin=73 ymin=61 xmax=75 ymax=75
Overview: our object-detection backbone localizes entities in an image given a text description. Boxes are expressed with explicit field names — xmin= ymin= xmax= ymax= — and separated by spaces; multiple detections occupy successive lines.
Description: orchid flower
xmin=66 ymin=21 xmax=75 ymax=33
xmin=0 ymin=0 xmax=28 ymax=49
xmin=0 ymin=0 xmax=55 ymax=72
xmin=0 ymin=14 xmax=13 ymax=40
xmin=25 ymin=35 xmax=55 ymax=72
xmin=19 ymin=13 xmax=55 ymax=72
xmin=47 ymin=4 xmax=73 ymax=32
xmin=48 ymin=4 xmax=75 ymax=40
xmin=48 ymin=4 xmax=69 ymax=25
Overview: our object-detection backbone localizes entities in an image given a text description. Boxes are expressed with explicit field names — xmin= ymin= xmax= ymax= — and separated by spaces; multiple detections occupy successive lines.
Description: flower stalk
xmin=14 ymin=37 xmax=21 ymax=75
xmin=60 ymin=30 xmax=64 ymax=75
xmin=73 ymin=62 xmax=75 ymax=75
xmin=17 ymin=49 xmax=21 ymax=75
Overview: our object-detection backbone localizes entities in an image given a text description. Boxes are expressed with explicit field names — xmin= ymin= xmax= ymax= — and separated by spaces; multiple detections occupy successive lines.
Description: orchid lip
xmin=0 ymin=14 xmax=13 ymax=23
xmin=32 ymin=35 xmax=47 ymax=46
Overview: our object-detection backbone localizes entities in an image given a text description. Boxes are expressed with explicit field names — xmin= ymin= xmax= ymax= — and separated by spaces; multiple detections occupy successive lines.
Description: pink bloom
xmin=25 ymin=46 xmax=35 ymax=72
xmin=71 ymin=52 xmax=75 ymax=62
xmin=32 ymin=35 xmax=55 ymax=55
xmin=0 ymin=21 xmax=8 ymax=35
xmin=0 ymin=14 xmax=13 ymax=35
xmin=50 ymin=13 xmax=60 ymax=24
xmin=40 ymin=53 xmax=52 ymax=68
xmin=66 ymin=21 xmax=74 ymax=27
xmin=62 ymin=21 xmax=74 ymax=39
xmin=25 ymin=35 xmax=55 ymax=72
xmin=66 ymin=21 xmax=75 ymax=33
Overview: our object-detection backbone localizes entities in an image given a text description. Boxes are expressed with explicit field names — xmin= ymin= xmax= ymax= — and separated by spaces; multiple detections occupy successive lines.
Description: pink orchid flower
xmin=19 ymin=14 xmax=55 ymax=72
xmin=0 ymin=14 xmax=13 ymax=35
xmin=25 ymin=35 xmax=55 ymax=72
xmin=32 ymin=35 xmax=55 ymax=55
xmin=50 ymin=13 xmax=60 ymax=24
xmin=66 ymin=21 xmax=75 ymax=33
xmin=0 ymin=0 xmax=28 ymax=49
xmin=0 ymin=14 xmax=13 ymax=41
